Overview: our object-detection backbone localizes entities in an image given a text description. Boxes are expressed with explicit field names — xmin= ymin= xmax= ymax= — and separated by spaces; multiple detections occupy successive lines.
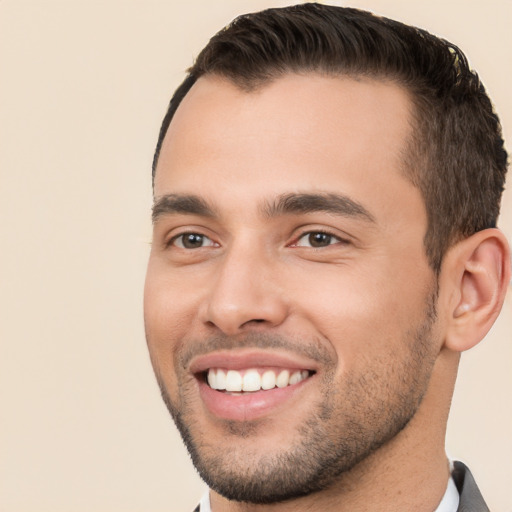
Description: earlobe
xmin=443 ymin=228 xmax=510 ymax=352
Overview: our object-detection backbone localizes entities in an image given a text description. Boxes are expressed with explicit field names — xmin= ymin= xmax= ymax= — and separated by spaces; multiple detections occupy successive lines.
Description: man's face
xmin=145 ymin=74 xmax=441 ymax=503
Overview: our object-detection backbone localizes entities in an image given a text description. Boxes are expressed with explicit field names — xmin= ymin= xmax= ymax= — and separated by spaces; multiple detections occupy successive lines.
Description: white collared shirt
xmin=435 ymin=475 xmax=460 ymax=512
xmin=198 ymin=491 xmax=211 ymax=512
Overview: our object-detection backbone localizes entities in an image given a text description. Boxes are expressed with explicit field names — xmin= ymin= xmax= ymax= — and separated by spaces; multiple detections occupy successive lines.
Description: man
xmin=144 ymin=3 xmax=510 ymax=511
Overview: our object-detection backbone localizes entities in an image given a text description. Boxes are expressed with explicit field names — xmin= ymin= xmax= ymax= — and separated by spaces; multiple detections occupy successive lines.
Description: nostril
xmin=240 ymin=318 xmax=266 ymax=328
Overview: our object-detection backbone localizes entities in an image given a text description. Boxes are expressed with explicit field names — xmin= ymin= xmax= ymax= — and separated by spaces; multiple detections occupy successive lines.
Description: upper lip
xmin=189 ymin=349 xmax=319 ymax=374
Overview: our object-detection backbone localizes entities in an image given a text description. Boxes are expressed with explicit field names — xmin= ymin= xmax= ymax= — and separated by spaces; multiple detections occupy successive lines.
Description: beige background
xmin=1 ymin=1 xmax=510 ymax=511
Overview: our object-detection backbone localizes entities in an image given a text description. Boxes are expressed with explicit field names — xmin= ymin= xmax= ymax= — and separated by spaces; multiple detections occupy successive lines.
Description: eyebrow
xmin=262 ymin=193 xmax=376 ymax=223
xmin=152 ymin=194 xmax=216 ymax=223
xmin=152 ymin=191 xmax=376 ymax=224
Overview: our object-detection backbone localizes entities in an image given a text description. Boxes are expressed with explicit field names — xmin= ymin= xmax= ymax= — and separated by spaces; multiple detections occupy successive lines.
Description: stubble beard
xmin=154 ymin=292 xmax=439 ymax=505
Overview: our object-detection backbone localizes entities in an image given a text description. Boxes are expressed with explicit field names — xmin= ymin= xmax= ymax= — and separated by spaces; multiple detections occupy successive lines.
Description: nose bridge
xmin=203 ymin=237 xmax=287 ymax=334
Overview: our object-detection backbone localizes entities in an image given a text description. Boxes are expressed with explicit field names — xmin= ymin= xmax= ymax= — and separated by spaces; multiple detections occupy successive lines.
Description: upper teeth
xmin=207 ymin=368 xmax=310 ymax=392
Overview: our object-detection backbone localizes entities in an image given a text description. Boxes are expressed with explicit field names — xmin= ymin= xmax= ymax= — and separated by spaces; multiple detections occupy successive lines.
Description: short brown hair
xmin=153 ymin=3 xmax=508 ymax=271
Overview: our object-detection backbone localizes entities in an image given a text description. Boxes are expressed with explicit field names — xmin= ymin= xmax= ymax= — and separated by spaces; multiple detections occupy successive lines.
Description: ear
xmin=441 ymin=228 xmax=510 ymax=352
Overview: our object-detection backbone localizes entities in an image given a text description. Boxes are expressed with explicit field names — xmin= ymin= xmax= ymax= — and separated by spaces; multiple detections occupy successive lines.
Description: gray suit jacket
xmin=193 ymin=461 xmax=489 ymax=511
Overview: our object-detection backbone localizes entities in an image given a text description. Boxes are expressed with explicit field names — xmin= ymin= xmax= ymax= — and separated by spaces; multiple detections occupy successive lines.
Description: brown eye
xmin=295 ymin=231 xmax=340 ymax=248
xmin=308 ymin=232 xmax=333 ymax=247
xmin=173 ymin=233 xmax=216 ymax=249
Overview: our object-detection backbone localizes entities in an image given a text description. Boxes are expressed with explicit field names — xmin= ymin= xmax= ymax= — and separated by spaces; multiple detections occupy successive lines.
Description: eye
xmin=171 ymin=233 xmax=217 ymax=249
xmin=294 ymin=231 xmax=344 ymax=248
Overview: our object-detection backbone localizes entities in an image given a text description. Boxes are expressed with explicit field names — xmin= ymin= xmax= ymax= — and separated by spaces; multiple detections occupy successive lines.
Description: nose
xmin=200 ymin=244 xmax=288 ymax=335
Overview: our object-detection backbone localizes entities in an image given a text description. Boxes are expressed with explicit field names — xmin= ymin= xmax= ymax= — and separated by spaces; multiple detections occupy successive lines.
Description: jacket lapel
xmin=452 ymin=461 xmax=489 ymax=512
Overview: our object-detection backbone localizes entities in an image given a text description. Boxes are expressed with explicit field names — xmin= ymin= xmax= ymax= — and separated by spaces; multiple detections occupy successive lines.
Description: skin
xmin=144 ymin=74 xmax=505 ymax=511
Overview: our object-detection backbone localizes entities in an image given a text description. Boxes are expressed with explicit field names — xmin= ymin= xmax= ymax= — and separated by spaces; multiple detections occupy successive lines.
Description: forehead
xmin=154 ymin=73 xmax=419 ymax=224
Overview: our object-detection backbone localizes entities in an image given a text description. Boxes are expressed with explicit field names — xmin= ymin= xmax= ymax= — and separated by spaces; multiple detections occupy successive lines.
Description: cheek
xmin=144 ymin=260 xmax=200 ymax=337
xmin=287 ymin=262 xmax=432 ymax=361
xmin=143 ymin=265 xmax=192 ymax=395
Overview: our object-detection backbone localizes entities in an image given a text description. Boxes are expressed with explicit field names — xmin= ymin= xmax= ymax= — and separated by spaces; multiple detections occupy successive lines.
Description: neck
xmin=210 ymin=349 xmax=458 ymax=512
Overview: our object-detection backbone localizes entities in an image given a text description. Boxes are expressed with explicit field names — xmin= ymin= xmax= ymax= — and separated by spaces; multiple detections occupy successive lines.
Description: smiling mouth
xmin=204 ymin=368 xmax=315 ymax=393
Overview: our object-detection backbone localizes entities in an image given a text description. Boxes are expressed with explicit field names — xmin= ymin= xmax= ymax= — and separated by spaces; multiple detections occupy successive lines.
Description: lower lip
xmin=197 ymin=377 xmax=311 ymax=422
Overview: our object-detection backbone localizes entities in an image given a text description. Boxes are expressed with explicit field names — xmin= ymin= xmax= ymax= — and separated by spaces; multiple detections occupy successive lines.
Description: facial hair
xmin=154 ymin=290 xmax=439 ymax=504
